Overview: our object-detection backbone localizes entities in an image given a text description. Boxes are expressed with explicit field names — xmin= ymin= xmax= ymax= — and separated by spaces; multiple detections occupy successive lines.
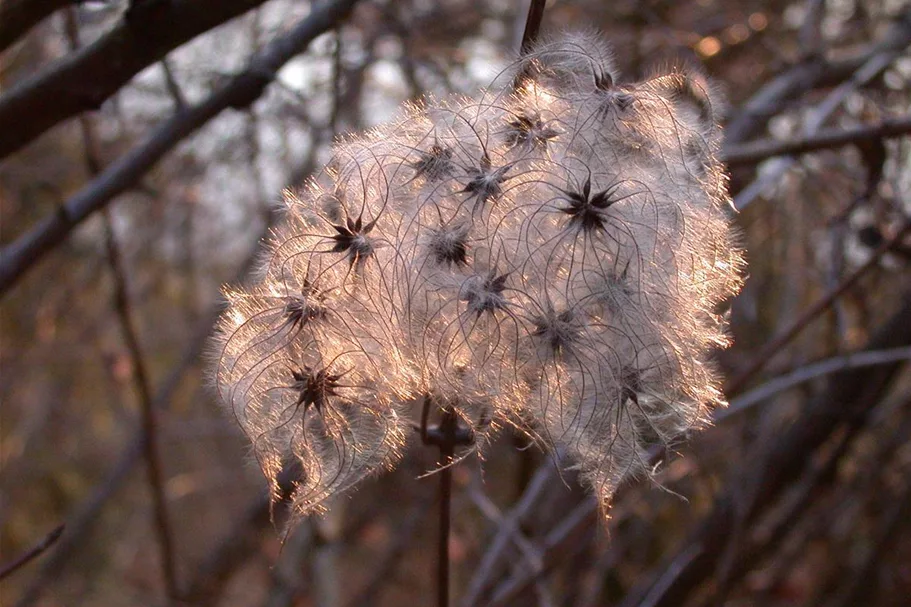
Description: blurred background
xmin=2 ymin=0 xmax=910 ymax=605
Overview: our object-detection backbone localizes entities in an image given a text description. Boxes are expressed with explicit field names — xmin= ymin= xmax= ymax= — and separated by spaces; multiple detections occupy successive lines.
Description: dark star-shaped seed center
xmin=558 ymin=176 xmax=621 ymax=233
xmin=530 ymin=306 xmax=580 ymax=355
xmin=504 ymin=112 xmax=559 ymax=150
xmin=410 ymin=145 xmax=455 ymax=182
xmin=595 ymin=71 xmax=635 ymax=111
xmin=330 ymin=215 xmax=377 ymax=267
xmin=290 ymin=366 xmax=343 ymax=415
xmin=282 ymin=295 xmax=327 ymax=331
xmin=460 ymin=270 xmax=509 ymax=317
xmin=428 ymin=225 xmax=469 ymax=267
xmin=461 ymin=155 xmax=510 ymax=208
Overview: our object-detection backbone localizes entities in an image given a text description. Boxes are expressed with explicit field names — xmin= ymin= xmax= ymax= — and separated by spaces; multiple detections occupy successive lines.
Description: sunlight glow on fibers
xmin=213 ymin=32 xmax=745 ymax=522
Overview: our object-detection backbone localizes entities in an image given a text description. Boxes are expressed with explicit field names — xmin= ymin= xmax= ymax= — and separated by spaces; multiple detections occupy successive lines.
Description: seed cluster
xmin=214 ymin=32 xmax=744 ymax=518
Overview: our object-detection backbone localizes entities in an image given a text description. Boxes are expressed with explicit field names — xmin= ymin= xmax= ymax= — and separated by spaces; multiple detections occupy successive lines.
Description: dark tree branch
xmin=0 ymin=0 xmax=272 ymax=158
xmin=724 ymin=219 xmax=911 ymax=396
xmin=103 ymin=216 xmax=181 ymax=601
xmin=12 ymin=208 xmax=278 ymax=607
xmin=519 ymin=0 xmax=546 ymax=54
xmin=618 ymin=291 xmax=911 ymax=607
xmin=0 ymin=0 xmax=70 ymax=52
xmin=723 ymin=116 xmax=911 ymax=167
xmin=724 ymin=7 xmax=911 ymax=144
xmin=0 ymin=524 xmax=65 ymax=581
xmin=0 ymin=0 xmax=362 ymax=299
xmin=64 ymin=7 xmax=180 ymax=593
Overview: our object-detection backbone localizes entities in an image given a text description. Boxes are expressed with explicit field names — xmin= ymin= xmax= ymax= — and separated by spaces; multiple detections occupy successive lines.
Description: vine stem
xmin=520 ymin=0 xmax=547 ymax=54
xmin=420 ymin=5 xmax=547 ymax=605
xmin=421 ymin=397 xmax=474 ymax=607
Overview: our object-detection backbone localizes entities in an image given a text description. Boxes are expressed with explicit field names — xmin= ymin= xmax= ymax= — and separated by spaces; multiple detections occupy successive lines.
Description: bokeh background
xmin=2 ymin=0 xmax=910 ymax=605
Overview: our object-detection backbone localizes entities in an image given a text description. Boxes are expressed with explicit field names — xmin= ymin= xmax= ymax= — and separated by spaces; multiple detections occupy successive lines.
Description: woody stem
xmin=421 ymin=397 xmax=474 ymax=607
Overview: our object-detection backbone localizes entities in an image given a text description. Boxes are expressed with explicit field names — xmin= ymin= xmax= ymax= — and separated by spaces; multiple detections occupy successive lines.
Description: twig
xmin=63 ymin=8 xmax=180 ymax=599
xmin=724 ymin=8 xmax=911 ymax=144
xmin=708 ymin=409 xmax=863 ymax=605
xmin=723 ymin=116 xmax=911 ymax=167
xmin=103 ymin=215 xmax=181 ymax=601
xmin=617 ymin=291 xmax=911 ymax=607
xmin=0 ymin=0 xmax=273 ymax=158
xmin=487 ymin=498 xmax=598 ymax=606
xmin=14 ymin=214 xmax=279 ymax=607
xmin=421 ymin=397 xmax=475 ymax=607
xmin=461 ymin=461 xmax=557 ymax=606
xmin=734 ymin=33 xmax=910 ymax=210
xmin=0 ymin=524 xmax=65 ymax=581
xmin=466 ymin=486 xmax=544 ymax=575
xmin=519 ymin=0 xmax=547 ymax=54
xmin=160 ymin=58 xmax=188 ymax=110
xmin=719 ymin=346 xmax=911 ymax=422
xmin=0 ymin=0 xmax=362 ymax=298
xmin=724 ymin=219 xmax=911 ymax=396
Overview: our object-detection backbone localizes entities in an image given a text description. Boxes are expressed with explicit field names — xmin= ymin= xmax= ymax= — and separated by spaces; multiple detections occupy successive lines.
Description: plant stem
xmin=421 ymin=398 xmax=474 ymax=607
xmin=520 ymin=0 xmax=547 ymax=54
xmin=438 ymin=414 xmax=455 ymax=607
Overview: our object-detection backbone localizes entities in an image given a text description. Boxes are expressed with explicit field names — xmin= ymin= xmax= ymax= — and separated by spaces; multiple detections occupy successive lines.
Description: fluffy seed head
xmin=213 ymin=31 xmax=745 ymax=521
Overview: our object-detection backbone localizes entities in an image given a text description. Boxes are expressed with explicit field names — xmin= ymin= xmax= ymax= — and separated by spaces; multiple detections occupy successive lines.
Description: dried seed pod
xmin=213 ymin=31 xmax=745 ymax=522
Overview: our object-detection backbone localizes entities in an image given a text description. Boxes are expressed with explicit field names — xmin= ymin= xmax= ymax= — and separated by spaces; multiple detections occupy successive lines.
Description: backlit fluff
xmin=213 ymin=32 xmax=745 ymax=519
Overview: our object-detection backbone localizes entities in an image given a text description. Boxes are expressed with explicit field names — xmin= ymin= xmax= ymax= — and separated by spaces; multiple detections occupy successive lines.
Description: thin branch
xmin=160 ymin=58 xmax=188 ymax=110
xmin=487 ymin=499 xmax=598 ymax=606
xmin=618 ymin=291 xmax=911 ymax=607
xmin=723 ymin=116 xmax=911 ymax=167
xmin=724 ymin=219 xmax=911 ymax=396
xmin=0 ymin=0 xmax=272 ymax=159
xmin=13 ymin=222 xmax=276 ymax=607
xmin=519 ymin=0 xmax=547 ymax=54
xmin=421 ymin=398 xmax=474 ymax=607
xmin=461 ymin=461 xmax=557 ymax=606
xmin=724 ymin=7 xmax=911 ymax=144
xmin=63 ymin=8 xmax=180 ymax=597
xmin=103 ymin=215 xmax=181 ymax=601
xmin=719 ymin=346 xmax=911 ymax=422
xmin=734 ymin=36 xmax=909 ymax=210
xmin=466 ymin=486 xmax=546 ymax=586
xmin=0 ymin=0 xmax=362 ymax=299
xmin=0 ymin=524 xmax=65 ymax=581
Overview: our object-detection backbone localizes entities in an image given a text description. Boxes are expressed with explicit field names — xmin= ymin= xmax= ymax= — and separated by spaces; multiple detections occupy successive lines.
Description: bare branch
xmin=103 ymin=215 xmax=181 ymax=600
xmin=724 ymin=219 xmax=911 ymax=396
xmin=13 ymin=210 xmax=278 ymax=607
xmin=719 ymin=346 xmax=911 ymax=422
xmin=0 ymin=0 xmax=362 ymax=299
xmin=519 ymin=0 xmax=547 ymax=54
xmin=0 ymin=0 xmax=273 ymax=158
xmin=64 ymin=8 xmax=180 ymax=593
xmin=0 ymin=524 xmax=65 ymax=581
xmin=724 ymin=7 xmax=911 ymax=144
xmin=723 ymin=116 xmax=911 ymax=167
xmin=617 ymin=290 xmax=911 ymax=607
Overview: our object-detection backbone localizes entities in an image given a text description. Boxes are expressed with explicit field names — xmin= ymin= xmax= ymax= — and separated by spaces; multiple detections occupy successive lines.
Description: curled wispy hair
xmin=213 ymin=31 xmax=744 ymax=522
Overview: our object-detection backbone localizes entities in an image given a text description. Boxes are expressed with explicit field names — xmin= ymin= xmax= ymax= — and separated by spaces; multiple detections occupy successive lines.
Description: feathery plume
xmin=213 ymin=31 xmax=745 ymax=521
